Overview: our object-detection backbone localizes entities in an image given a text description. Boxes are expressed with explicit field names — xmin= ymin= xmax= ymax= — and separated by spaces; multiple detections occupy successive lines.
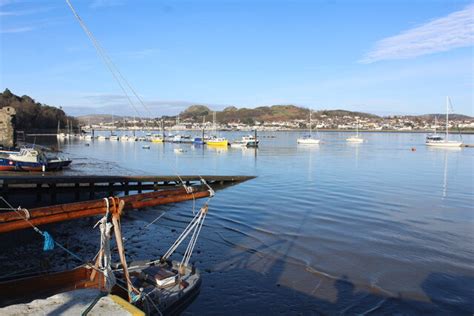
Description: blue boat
xmin=193 ymin=137 xmax=205 ymax=145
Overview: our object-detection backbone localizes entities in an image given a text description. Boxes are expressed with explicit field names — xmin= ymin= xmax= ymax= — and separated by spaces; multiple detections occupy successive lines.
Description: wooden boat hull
xmin=0 ymin=261 xmax=202 ymax=315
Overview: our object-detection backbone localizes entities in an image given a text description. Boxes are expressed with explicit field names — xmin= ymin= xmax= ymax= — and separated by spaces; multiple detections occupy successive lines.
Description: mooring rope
xmin=0 ymin=196 xmax=162 ymax=314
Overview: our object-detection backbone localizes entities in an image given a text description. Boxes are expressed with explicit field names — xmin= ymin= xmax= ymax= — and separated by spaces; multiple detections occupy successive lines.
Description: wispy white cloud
xmin=0 ymin=26 xmax=34 ymax=33
xmin=360 ymin=4 xmax=474 ymax=63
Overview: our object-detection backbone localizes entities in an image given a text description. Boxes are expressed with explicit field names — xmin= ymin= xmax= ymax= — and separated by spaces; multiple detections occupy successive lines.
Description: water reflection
xmin=20 ymin=132 xmax=474 ymax=315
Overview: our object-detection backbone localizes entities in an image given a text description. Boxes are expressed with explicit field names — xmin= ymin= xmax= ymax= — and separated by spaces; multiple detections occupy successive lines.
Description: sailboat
xmin=426 ymin=97 xmax=463 ymax=147
xmin=346 ymin=119 xmax=364 ymax=143
xmin=297 ymin=110 xmax=320 ymax=144
xmin=207 ymin=112 xmax=228 ymax=147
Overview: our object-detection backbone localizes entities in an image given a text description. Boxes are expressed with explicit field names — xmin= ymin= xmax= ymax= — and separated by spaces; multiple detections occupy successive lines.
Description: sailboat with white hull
xmin=426 ymin=97 xmax=463 ymax=148
xmin=346 ymin=119 xmax=364 ymax=143
xmin=297 ymin=110 xmax=320 ymax=144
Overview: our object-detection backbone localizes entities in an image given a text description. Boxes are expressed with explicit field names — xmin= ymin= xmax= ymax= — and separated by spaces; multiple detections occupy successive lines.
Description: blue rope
xmin=130 ymin=292 xmax=141 ymax=303
xmin=42 ymin=231 xmax=55 ymax=251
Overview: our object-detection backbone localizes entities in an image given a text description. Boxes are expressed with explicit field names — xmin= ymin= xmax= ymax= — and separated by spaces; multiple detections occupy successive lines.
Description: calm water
xmin=6 ymin=132 xmax=474 ymax=314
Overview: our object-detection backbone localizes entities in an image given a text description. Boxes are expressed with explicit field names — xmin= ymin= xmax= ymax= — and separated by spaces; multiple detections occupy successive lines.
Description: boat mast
xmin=213 ymin=111 xmax=216 ymax=136
xmin=446 ymin=96 xmax=449 ymax=141
xmin=309 ymin=110 xmax=312 ymax=137
xmin=356 ymin=119 xmax=359 ymax=137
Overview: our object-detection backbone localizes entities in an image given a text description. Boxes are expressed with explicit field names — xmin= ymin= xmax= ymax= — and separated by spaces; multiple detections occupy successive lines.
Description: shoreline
xmin=26 ymin=129 xmax=474 ymax=135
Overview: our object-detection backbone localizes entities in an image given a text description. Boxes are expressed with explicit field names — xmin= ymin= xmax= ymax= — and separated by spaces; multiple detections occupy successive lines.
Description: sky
xmin=0 ymin=0 xmax=473 ymax=117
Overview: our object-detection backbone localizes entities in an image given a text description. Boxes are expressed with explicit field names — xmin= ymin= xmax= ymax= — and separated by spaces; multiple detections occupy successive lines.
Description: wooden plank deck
xmin=0 ymin=175 xmax=255 ymax=206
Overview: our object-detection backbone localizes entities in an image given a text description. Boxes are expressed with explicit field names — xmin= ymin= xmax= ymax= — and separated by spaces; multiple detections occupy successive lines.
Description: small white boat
xmin=297 ymin=137 xmax=321 ymax=145
xmin=97 ymin=135 xmax=108 ymax=140
xmin=142 ymin=145 xmax=151 ymax=149
xmin=128 ymin=136 xmax=137 ymax=142
xmin=120 ymin=135 xmax=129 ymax=141
xmin=174 ymin=148 xmax=185 ymax=153
xmin=231 ymin=135 xmax=259 ymax=148
xmin=173 ymin=135 xmax=182 ymax=143
xmin=346 ymin=119 xmax=364 ymax=143
xmin=84 ymin=134 xmax=93 ymax=140
xmin=297 ymin=110 xmax=320 ymax=145
xmin=109 ymin=135 xmax=119 ymax=141
xmin=426 ymin=97 xmax=463 ymax=148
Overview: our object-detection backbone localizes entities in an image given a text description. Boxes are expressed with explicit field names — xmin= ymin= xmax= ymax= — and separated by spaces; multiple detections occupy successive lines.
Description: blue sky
xmin=1 ymin=0 xmax=473 ymax=117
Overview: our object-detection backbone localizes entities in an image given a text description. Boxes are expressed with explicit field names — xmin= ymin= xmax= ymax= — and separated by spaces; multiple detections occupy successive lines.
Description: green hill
xmin=179 ymin=104 xmax=379 ymax=124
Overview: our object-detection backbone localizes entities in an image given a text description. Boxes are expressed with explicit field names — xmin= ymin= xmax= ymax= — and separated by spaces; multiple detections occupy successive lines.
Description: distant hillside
xmin=405 ymin=113 xmax=473 ymax=121
xmin=78 ymin=105 xmax=473 ymax=124
xmin=77 ymin=114 xmax=121 ymax=125
xmin=0 ymin=88 xmax=78 ymax=130
xmin=180 ymin=104 xmax=379 ymax=124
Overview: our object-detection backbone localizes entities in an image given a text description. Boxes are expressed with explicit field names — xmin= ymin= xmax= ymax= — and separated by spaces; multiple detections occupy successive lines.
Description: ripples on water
xmin=3 ymin=131 xmax=473 ymax=314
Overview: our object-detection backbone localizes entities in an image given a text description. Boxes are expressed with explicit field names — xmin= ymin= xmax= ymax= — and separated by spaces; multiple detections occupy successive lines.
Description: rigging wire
xmin=65 ymin=0 xmax=153 ymax=120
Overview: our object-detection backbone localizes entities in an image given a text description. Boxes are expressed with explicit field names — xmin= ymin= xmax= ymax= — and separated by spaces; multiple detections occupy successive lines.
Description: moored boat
xmin=207 ymin=136 xmax=228 ymax=147
xmin=0 ymin=148 xmax=71 ymax=172
xmin=346 ymin=119 xmax=364 ymax=143
xmin=297 ymin=110 xmax=321 ymax=145
xmin=426 ymin=97 xmax=463 ymax=147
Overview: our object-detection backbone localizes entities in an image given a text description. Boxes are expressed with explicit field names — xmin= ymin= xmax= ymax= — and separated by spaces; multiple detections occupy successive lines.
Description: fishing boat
xmin=207 ymin=112 xmax=228 ymax=147
xmin=207 ymin=136 xmax=228 ymax=147
xmin=426 ymin=97 xmax=463 ymax=147
xmin=110 ymin=134 xmax=119 ymax=141
xmin=297 ymin=110 xmax=320 ymax=145
xmin=172 ymin=135 xmax=182 ymax=143
xmin=0 ymin=148 xmax=71 ymax=172
xmin=0 ymin=188 xmax=214 ymax=314
xmin=150 ymin=134 xmax=164 ymax=143
xmin=193 ymin=137 xmax=205 ymax=145
xmin=231 ymin=135 xmax=259 ymax=148
xmin=346 ymin=119 xmax=364 ymax=143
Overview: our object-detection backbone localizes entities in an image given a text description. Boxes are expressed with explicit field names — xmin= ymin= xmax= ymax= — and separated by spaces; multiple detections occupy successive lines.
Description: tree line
xmin=0 ymin=89 xmax=78 ymax=131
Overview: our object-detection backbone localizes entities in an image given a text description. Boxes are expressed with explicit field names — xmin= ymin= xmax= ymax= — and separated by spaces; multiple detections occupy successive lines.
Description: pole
xmin=446 ymin=96 xmax=449 ymax=140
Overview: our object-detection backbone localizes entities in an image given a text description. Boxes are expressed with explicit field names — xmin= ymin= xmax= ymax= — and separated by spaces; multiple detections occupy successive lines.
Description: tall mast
xmin=213 ymin=111 xmax=216 ymax=135
xmin=356 ymin=119 xmax=359 ymax=137
xmin=446 ymin=96 xmax=449 ymax=140
xmin=309 ymin=110 xmax=312 ymax=137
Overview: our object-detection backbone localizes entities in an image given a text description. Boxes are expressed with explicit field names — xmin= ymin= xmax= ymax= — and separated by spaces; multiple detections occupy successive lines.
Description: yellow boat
xmin=151 ymin=137 xmax=163 ymax=143
xmin=150 ymin=134 xmax=164 ymax=143
xmin=207 ymin=137 xmax=228 ymax=147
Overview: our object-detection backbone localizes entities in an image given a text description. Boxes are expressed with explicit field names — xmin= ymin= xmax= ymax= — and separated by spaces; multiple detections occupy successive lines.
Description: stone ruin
xmin=0 ymin=106 xmax=16 ymax=148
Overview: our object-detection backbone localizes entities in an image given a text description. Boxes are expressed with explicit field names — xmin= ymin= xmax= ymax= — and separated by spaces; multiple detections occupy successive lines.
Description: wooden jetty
xmin=0 ymin=175 xmax=254 ymax=206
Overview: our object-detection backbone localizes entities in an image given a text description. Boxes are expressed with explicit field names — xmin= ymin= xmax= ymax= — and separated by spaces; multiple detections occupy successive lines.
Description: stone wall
xmin=0 ymin=106 xmax=16 ymax=148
